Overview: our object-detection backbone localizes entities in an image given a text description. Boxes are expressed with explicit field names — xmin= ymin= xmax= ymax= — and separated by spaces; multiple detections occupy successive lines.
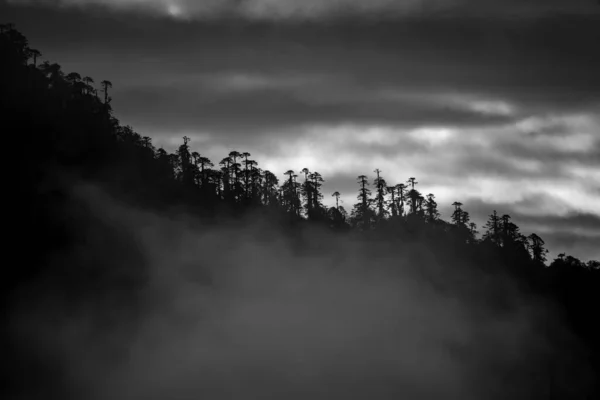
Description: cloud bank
xmin=8 ymin=182 xmax=595 ymax=399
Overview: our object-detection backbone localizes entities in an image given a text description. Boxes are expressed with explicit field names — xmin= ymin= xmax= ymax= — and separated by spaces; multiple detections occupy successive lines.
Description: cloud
xmin=8 ymin=0 xmax=600 ymax=20
xmin=113 ymin=81 xmax=515 ymax=138
xmin=8 ymin=182 xmax=595 ymax=399
xmin=8 ymin=2 xmax=600 ymax=115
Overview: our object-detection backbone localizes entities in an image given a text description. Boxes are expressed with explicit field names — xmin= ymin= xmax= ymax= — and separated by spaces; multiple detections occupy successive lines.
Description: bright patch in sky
xmin=468 ymin=100 xmax=515 ymax=116
xmin=409 ymin=127 xmax=454 ymax=146
xmin=166 ymin=2 xmax=183 ymax=17
xmin=566 ymin=165 xmax=600 ymax=185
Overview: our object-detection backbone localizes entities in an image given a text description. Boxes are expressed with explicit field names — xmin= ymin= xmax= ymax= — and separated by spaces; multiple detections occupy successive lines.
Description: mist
xmin=6 ymin=180 xmax=593 ymax=400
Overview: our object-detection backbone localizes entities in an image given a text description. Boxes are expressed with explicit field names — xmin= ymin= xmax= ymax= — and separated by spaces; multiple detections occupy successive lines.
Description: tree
xmin=242 ymin=152 xmax=251 ymax=198
xmin=407 ymin=188 xmax=422 ymax=215
xmin=301 ymin=168 xmax=312 ymax=216
xmin=174 ymin=136 xmax=195 ymax=186
xmin=500 ymin=214 xmax=522 ymax=246
xmin=66 ymin=72 xmax=81 ymax=83
xmin=451 ymin=202 xmax=463 ymax=226
xmin=327 ymin=205 xmax=347 ymax=228
xmin=101 ymin=80 xmax=112 ymax=104
xmin=469 ymin=222 xmax=478 ymax=236
xmin=373 ymin=169 xmax=388 ymax=220
xmin=190 ymin=151 xmax=201 ymax=185
xmin=407 ymin=177 xmax=418 ymax=189
xmin=40 ymin=61 xmax=63 ymax=83
xmin=0 ymin=23 xmax=15 ymax=34
xmin=527 ymin=233 xmax=548 ymax=264
xmin=228 ymin=151 xmax=242 ymax=200
xmin=309 ymin=171 xmax=325 ymax=218
xmin=585 ymin=260 xmax=600 ymax=270
xmin=243 ymin=159 xmax=258 ymax=200
xmin=83 ymin=76 xmax=94 ymax=86
xmin=351 ymin=175 xmax=373 ymax=229
xmin=262 ymin=170 xmax=279 ymax=206
xmin=386 ymin=186 xmax=397 ymax=218
xmin=424 ymin=193 xmax=439 ymax=223
xmin=219 ymin=157 xmax=232 ymax=199
xmin=82 ymin=76 xmax=94 ymax=94
xmin=197 ymin=156 xmax=213 ymax=187
xmin=417 ymin=194 xmax=425 ymax=215
xmin=27 ymin=48 xmax=41 ymax=67
xmin=460 ymin=210 xmax=471 ymax=226
xmin=332 ymin=191 xmax=341 ymax=210
xmin=482 ymin=210 xmax=501 ymax=245
xmin=283 ymin=170 xmax=300 ymax=216
xmin=395 ymin=183 xmax=407 ymax=217
xmin=2 ymin=25 xmax=29 ymax=65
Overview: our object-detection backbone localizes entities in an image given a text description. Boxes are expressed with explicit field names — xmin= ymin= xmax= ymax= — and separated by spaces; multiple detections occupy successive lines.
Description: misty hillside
xmin=2 ymin=23 xmax=599 ymax=400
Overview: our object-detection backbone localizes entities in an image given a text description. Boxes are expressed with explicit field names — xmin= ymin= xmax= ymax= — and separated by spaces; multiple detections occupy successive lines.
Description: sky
xmin=3 ymin=0 xmax=600 ymax=261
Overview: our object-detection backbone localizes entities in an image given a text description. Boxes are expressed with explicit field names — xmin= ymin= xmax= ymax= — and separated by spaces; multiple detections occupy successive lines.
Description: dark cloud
xmin=114 ymin=83 xmax=513 ymax=137
xmin=7 ymin=0 xmax=600 ymax=21
xmin=496 ymin=140 xmax=600 ymax=168
xmin=10 ymin=8 xmax=594 ymax=140
xmin=5 ymin=3 xmax=600 ymax=114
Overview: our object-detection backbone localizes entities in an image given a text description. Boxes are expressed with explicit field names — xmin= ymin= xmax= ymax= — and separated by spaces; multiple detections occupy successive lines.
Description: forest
xmin=2 ymin=23 xmax=599 ymax=399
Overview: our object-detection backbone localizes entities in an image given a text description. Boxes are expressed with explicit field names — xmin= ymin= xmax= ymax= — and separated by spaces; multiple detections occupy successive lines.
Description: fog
xmin=8 ymin=182 xmax=593 ymax=399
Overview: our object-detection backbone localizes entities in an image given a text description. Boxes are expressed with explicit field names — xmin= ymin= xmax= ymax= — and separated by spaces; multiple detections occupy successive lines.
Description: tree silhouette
xmin=386 ymin=186 xmax=397 ymax=218
xmin=308 ymin=171 xmax=325 ymax=219
xmin=262 ymin=170 xmax=279 ymax=206
xmin=100 ymin=79 xmax=112 ymax=104
xmin=27 ymin=48 xmax=41 ymax=67
xmin=244 ymin=159 xmax=258 ymax=201
xmin=301 ymin=168 xmax=312 ymax=216
xmin=424 ymin=193 xmax=439 ymax=223
xmin=527 ymin=233 xmax=548 ymax=264
xmin=228 ymin=150 xmax=242 ymax=201
xmin=469 ymin=222 xmax=478 ymax=236
xmin=82 ymin=76 xmax=94 ymax=94
xmin=407 ymin=187 xmax=422 ymax=215
xmin=451 ymin=202 xmax=463 ymax=225
xmin=407 ymin=177 xmax=418 ymax=189
xmin=482 ymin=210 xmax=501 ymax=246
xmin=373 ymin=169 xmax=388 ymax=221
xmin=283 ymin=170 xmax=300 ymax=216
xmin=66 ymin=72 xmax=81 ymax=83
xmin=395 ymin=183 xmax=407 ymax=217
xmin=242 ymin=152 xmax=251 ymax=198
xmin=0 ymin=23 xmax=14 ymax=34
xmin=352 ymin=175 xmax=373 ymax=229
xmin=219 ymin=157 xmax=232 ymax=200
xmin=332 ymin=191 xmax=341 ymax=210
